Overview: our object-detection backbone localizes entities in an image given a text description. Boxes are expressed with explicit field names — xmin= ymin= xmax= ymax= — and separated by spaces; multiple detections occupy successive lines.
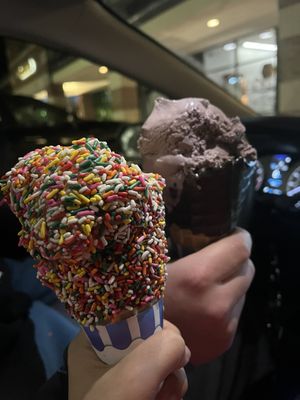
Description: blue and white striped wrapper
xmin=83 ymin=299 xmax=164 ymax=365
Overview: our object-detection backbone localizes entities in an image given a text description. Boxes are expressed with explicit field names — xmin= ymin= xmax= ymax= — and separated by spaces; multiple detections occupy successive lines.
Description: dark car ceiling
xmin=0 ymin=0 xmax=255 ymax=117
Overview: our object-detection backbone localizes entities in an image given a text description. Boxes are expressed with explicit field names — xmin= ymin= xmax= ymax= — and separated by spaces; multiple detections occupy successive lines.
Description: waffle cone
xmin=170 ymin=223 xmax=222 ymax=253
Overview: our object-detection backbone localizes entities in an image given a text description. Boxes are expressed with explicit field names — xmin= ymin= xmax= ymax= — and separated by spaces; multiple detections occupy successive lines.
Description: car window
xmin=0 ymin=37 xmax=164 ymax=171
xmin=100 ymin=0 xmax=278 ymax=116
xmin=0 ymin=37 xmax=162 ymax=125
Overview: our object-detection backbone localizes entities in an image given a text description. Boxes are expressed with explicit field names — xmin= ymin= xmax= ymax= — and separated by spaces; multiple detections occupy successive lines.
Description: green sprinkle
xmin=85 ymin=142 xmax=95 ymax=153
xmin=41 ymin=181 xmax=55 ymax=190
xmin=68 ymin=183 xmax=81 ymax=190
xmin=129 ymin=181 xmax=140 ymax=189
xmin=70 ymin=207 xmax=88 ymax=215
xmin=79 ymin=160 xmax=93 ymax=170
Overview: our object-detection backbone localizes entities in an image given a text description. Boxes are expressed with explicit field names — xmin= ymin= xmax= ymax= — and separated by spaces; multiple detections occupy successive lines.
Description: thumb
xmin=115 ymin=320 xmax=190 ymax=398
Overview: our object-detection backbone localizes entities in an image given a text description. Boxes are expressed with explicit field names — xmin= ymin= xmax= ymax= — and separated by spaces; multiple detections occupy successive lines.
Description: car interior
xmin=0 ymin=0 xmax=299 ymax=399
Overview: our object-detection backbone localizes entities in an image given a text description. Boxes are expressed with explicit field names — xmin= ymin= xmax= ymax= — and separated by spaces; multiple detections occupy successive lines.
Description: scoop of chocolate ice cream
xmin=139 ymin=97 xmax=257 ymax=212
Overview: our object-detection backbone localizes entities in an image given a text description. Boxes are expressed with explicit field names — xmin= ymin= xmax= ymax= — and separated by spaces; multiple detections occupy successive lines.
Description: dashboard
xmin=255 ymin=153 xmax=300 ymax=198
xmin=243 ymin=116 xmax=300 ymax=212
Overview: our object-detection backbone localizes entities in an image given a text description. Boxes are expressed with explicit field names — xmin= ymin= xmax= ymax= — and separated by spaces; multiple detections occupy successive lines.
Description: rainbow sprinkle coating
xmin=0 ymin=137 xmax=169 ymax=326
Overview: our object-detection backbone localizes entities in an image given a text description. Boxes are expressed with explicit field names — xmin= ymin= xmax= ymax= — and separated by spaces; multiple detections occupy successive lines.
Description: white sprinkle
xmin=79 ymin=186 xmax=88 ymax=193
xmin=106 ymin=179 xmax=121 ymax=185
xmin=141 ymin=250 xmax=150 ymax=261
xmin=114 ymin=183 xmax=123 ymax=192
xmin=17 ymin=174 xmax=25 ymax=181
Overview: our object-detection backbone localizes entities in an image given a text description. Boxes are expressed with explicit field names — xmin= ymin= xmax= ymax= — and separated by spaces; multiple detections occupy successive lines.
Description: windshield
xmin=100 ymin=0 xmax=280 ymax=116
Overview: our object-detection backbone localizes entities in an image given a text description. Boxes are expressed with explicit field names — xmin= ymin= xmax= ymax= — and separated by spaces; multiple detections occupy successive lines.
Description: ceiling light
xmin=34 ymin=90 xmax=48 ymax=100
xmin=16 ymin=58 xmax=37 ymax=81
xmin=228 ymin=76 xmax=239 ymax=85
xmin=206 ymin=18 xmax=220 ymax=28
xmin=259 ymin=31 xmax=273 ymax=40
xmin=242 ymin=41 xmax=277 ymax=51
xmin=98 ymin=66 xmax=108 ymax=74
xmin=223 ymin=42 xmax=236 ymax=51
xmin=62 ymin=80 xmax=109 ymax=97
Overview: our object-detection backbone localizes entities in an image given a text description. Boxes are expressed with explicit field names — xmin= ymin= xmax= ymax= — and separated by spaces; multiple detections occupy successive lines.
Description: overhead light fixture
xmin=259 ymin=31 xmax=273 ymax=40
xmin=16 ymin=57 xmax=37 ymax=81
xmin=34 ymin=90 xmax=48 ymax=100
xmin=62 ymin=80 xmax=109 ymax=97
xmin=242 ymin=41 xmax=277 ymax=51
xmin=206 ymin=18 xmax=220 ymax=28
xmin=228 ymin=76 xmax=239 ymax=85
xmin=223 ymin=42 xmax=236 ymax=51
xmin=98 ymin=66 xmax=108 ymax=74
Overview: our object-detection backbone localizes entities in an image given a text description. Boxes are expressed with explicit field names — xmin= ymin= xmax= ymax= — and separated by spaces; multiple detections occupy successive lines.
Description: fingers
xmin=226 ymin=295 xmax=246 ymax=341
xmin=220 ymin=260 xmax=255 ymax=320
xmin=156 ymin=368 xmax=188 ymax=400
xmin=221 ymin=259 xmax=255 ymax=300
xmin=186 ymin=228 xmax=253 ymax=282
xmin=115 ymin=320 xmax=190 ymax=397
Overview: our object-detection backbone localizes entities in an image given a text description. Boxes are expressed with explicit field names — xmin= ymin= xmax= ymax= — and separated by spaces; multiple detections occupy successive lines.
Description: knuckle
xmin=236 ymin=241 xmax=251 ymax=263
xmin=208 ymin=299 xmax=230 ymax=323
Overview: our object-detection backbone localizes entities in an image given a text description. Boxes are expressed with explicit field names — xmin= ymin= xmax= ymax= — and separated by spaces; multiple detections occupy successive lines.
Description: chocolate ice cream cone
xmin=167 ymin=158 xmax=256 ymax=257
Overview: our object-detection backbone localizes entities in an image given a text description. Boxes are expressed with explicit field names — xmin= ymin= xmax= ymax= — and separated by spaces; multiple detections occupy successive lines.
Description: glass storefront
xmin=100 ymin=0 xmax=279 ymax=116
xmin=198 ymin=29 xmax=277 ymax=115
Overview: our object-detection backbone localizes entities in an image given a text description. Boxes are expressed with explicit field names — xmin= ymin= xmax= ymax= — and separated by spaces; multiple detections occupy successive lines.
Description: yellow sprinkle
xmin=82 ymin=318 xmax=87 ymax=325
xmin=24 ymin=196 xmax=33 ymax=205
xmin=60 ymin=190 xmax=66 ymax=196
xmin=83 ymin=173 xmax=94 ymax=182
xmin=46 ymin=188 xmax=59 ymax=200
xmin=93 ymin=177 xmax=101 ymax=183
xmin=66 ymin=206 xmax=79 ymax=210
xmin=82 ymin=224 xmax=91 ymax=236
xmin=40 ymin=221 xmax=46 ymax=239
xmin=128 ymin=179 xmax=136 ymax=185
xmin=70 ymin=150 xmax=79 ymax=160
xmin=77 ymin=194 xmax=90 ymax=204
xmin=94 ymin=195 xmax=102 ymax=202
xmin=28 ymin=239 xmax=34 ymax=251
xmin=59 ymin=235 xmax=64 ymax=245
xmin=78 ymin=270 xmax=86 ymax=277
xmin=1 ymin=184 xmax=9 ymax=193
xmin=65 ymin=283 xmax=72 ymax=290
xmin=45 ymin=158 xmax=59 ymax=170
xmin=123 ymin=219 xmax=131 ymax=225
xmin=76 ymin=156 xmax=84 ymax=163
